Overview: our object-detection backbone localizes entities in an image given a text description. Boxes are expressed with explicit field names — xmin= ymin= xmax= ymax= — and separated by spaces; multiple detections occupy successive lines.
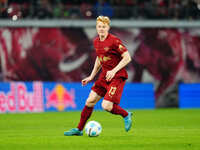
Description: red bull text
xmin=0 ymin=82 xmax=44 ymax=113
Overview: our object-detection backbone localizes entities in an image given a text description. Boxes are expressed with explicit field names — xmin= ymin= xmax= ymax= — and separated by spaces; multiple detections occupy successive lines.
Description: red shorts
xmin=91 ymin=77 xmax=126 ymax=104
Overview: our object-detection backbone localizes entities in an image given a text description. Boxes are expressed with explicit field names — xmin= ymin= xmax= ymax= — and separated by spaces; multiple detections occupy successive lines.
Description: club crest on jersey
xmin=119 ymin=44 xmax=124 ymax=51
xmin=104 ymin=47 xmax=109 ymax=51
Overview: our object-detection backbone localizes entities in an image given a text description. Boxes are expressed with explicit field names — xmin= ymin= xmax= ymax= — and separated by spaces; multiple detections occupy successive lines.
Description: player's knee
xmin=101 ymin=102 xmax=112 ymax=112
xmin=85 ymin=97 xmax=97 ymax=107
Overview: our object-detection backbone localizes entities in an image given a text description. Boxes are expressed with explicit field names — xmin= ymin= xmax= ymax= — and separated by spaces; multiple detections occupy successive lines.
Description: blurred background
xmin=0 ymin=0 xmax=200 ymax=113
xmin=1 ymin=0 xmax=200 ymax=20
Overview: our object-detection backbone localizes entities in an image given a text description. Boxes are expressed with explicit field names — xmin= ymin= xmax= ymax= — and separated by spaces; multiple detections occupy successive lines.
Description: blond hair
xmin=96 ymin=16 xmax=110 ymax=26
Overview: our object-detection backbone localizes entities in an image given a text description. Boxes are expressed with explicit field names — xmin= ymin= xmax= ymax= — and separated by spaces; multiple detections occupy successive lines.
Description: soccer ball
xmin=85 ymin=121 xmax=102 ymax=137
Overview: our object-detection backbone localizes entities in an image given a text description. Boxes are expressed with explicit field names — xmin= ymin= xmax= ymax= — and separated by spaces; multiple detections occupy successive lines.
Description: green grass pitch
xmin=0 ymin=109 xmax=200 ymax=150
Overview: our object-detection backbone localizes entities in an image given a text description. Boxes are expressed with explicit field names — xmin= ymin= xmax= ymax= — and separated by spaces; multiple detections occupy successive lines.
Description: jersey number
xmin=108 ymin=86 xmax=117 ymax=97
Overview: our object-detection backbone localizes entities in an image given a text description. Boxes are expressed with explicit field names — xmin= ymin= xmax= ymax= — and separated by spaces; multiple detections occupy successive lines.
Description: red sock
xmin=77 ymin=105 xmax=94 ymax=131
xmin=111 ymin=104 xmax=128 ymax=118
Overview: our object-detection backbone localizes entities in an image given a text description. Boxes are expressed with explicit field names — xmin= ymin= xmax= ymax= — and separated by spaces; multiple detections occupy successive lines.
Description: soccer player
xmin=64 ymin=16 xmax=133 ymax=136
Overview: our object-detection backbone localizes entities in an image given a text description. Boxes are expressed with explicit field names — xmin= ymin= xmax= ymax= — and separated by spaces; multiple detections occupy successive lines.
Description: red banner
xmin=0 ymin=27 xmax=200 ymax=104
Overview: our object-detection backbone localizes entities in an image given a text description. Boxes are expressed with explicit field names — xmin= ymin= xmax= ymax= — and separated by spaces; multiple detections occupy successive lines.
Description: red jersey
xmin=93 ymin=33 xmax=128 ymax=79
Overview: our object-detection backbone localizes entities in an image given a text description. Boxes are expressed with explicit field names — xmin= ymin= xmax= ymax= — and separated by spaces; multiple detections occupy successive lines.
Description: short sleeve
xmin=114 ymin=37 xmax=128 ymax=55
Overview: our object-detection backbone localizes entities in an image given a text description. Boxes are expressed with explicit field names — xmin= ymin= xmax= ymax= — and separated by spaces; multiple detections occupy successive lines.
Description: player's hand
xmin=106 ymin=70 xmax=116 ymax=82
xmin=82 ymin=76 xmax=92 ymax=86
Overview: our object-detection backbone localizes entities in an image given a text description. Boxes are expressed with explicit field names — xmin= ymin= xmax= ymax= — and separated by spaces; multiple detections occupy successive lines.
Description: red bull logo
xmin=45 ymin=84 xmax=76 ymax=111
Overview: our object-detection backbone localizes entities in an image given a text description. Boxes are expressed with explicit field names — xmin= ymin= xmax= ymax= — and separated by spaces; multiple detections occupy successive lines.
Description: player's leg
xmin=102 ymin=78 xmax=133 ymax=132
xmin=101 ymin=100 xmax=132 ymax=132
xmin=102 ymin=100 xmax=128 ymax=117
xmin=64 ymin=90 xmax=102 ymax=136
xmin=77 ymin=90 xmax=102 ymax=131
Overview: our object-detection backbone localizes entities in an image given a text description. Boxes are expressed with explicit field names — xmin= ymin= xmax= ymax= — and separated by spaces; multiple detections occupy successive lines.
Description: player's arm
xmin=106 ymin=51 xmax=131 ymax=81
xmin=82 ymin=57 xmax=101 ymax=86
xmin=89 ymin=57 xmax=102 ymax=80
